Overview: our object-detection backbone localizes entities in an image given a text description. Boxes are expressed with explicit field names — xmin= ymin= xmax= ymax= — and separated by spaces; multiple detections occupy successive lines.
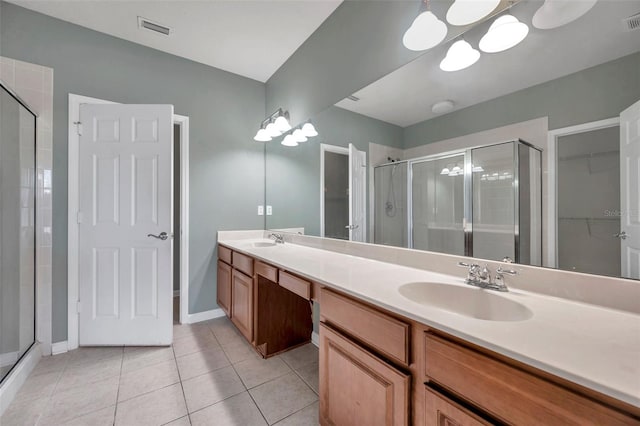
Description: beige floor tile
xmin=295 ymin=361 xmax=319 ymax=395
xmin=39 ymin=376 xmax=119 ymax=425
xmin=176 ymin=346 xmax=230 ymax=381
xmin=13 ymin=369 xmax=61 ymax=403
xmin=234 ymin=356 xmax=291 ymax=389
xmin=0 ymin=395 xmax=49 ymax=426
xmin=122 ymin=346 xmax=175 ymax=373
xmin=68 ymin=347 xmax=123 ymax=366
xmin=279 ymin=344 xmax=318 ymax=371
xmin=209 ymin=320 xmax=244 ymax=346
xmin=249 ymin=373 xmax=318 ymax=425
xmin=115 ymin=383 xmax=187 ymax=426
xmin=60 ymin=405 xmax=116 ymax=426
xmin=30 ymin=352 xmax=71 ymax=377
xmin=173 ymin=322 xmax=211 ymax=340
xmin=190 ymin=392 xmax=267 ymax=426
xmin=55 ymin=356 xmax=122 ymax=388
xmin=273 ymin=401 xmax=319 ymax=426
xmin=118 ymin=358 xmax=180 ymax=402
xmin=164 ymin=415 xmax=191 ymax=426
xmin=221 ymin=339 xmax=261 ymax=364
xmin=182 ymin=366 xmax=245 ymax=413
xmin=172 ymin=330 xmax=220 ymax=358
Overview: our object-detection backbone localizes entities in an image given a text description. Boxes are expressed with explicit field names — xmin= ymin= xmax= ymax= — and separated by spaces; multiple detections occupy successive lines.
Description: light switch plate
xmin=257 ymin=205 xmax=264 ymax=216
xmin=266 ymin=205 xmax=273 ymax=215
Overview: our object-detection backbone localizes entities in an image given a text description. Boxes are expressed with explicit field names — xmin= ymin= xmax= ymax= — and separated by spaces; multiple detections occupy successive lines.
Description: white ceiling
xmin=335 ymin=1 xmax=640 ymax=127
xmin=8 ymin=0 xmax=342 ymax=82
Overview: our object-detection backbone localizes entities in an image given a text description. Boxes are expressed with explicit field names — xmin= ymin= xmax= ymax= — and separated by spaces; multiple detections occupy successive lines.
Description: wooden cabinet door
xmin=319 ymin=323 xmax=410 ymax=426
xmin=216 ymin=260 xmax=232 ymax=317
xmin=231 ymin=269 xmax=253 ymax=341
xmin=424 ymin=386 xmax=491 ymax=426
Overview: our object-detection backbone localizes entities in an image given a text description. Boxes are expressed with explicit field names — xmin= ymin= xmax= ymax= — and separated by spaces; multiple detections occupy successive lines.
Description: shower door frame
xmin=0 ymin=80 xmax=38 ymax=384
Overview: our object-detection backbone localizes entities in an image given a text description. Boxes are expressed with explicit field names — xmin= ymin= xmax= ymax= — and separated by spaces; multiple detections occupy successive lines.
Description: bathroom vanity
xmin=217 ymin=233 xmax=640 ymax=425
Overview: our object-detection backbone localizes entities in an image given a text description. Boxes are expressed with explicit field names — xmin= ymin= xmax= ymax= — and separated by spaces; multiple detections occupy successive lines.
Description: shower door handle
xmin=345 ymin=225 xmax=359 ymax=230
xmin=614 ymin=231 xmax=627 ymax=240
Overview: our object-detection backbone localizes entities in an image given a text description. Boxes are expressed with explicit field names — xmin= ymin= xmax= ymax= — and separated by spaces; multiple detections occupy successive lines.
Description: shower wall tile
xmin=2 ymin=56 xmax=54 ymax=356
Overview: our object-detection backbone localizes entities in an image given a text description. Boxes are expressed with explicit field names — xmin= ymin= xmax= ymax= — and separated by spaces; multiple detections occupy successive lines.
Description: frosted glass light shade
xmin=281 ymin=134 xmax=298 ymax=147
xmin=446 ymin=0 xmax=500 ymax=26
xmin=274 ymin=115 xmax=292 ymax=132
xmin=479 ymin=15 xmax=529 ymax=53
xmin=301 ymin=122 xmax=318 ymax=137
xmin=292 ymin=129 xmax=308 ymax=143
xmin=253 ymin=128 xmax=271 ymax=142
xmin=402 ymin=11 xmax=448 ymax=51
xmin=440 ymin=40 xmax=480 ymax=72
xmin=532 ymin=0 xmax=598 ymax=29
xmin=265 ymin=122 xmax=281 ymax=137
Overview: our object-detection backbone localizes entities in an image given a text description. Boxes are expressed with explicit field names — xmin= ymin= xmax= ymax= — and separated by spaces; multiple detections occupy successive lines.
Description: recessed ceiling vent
xmin=622 ymin=12 xmax=640 ymax=32
xmin=138 ymin=16 xmax=172 ymax=36
xmin=347 ymin=95 xmax=360 ymax=102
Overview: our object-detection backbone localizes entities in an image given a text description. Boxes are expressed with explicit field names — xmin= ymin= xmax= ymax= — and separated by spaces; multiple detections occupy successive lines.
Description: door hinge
xmin=76 ymin=301 xmax=82 ymax=313
xmin=77 ymin=211 xmax=83 ymax=224
xmin=74 ymin=121 xmax=83 ymax=136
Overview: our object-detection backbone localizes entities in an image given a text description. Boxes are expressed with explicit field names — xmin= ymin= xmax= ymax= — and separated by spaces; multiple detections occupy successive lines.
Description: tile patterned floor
xmin=1 ymin=317 xmax=319 ymax=426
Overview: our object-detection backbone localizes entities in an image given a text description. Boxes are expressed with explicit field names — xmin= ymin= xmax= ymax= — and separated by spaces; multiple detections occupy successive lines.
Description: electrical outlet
xmin=266 ymin=205 xmax=273 ymax=215
xmin=257 ymin=205 xmax=264 ymax=216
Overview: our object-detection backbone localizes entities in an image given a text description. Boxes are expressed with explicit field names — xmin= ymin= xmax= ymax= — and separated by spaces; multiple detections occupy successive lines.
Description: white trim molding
xmin=186 ymin=308 xmax=225 ymax=324
xmin=546 ymin=117 xmax=620 ymax=268
xmin=0 ymin=344 xmax=41 ymax=416
xmin=68 ymin=94 xmax=191 ymax=349
xmin=51 ymin=341 xmax=69 ymax=355
xmin=311 ymin=331 xmax=319 ymax=348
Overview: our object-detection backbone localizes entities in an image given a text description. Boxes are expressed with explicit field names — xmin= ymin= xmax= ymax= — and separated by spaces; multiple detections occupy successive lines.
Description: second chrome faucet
xmin=456 ymin=261 xmax=518 ymax=292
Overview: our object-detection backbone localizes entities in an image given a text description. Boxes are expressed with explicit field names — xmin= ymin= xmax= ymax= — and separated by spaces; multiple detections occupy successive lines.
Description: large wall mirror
xmin=264 ymin=0 xmax=640 ymax=281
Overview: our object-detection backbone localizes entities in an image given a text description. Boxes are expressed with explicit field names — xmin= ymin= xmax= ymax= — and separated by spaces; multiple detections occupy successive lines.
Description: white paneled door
xmin=78 ymin=104 xmax=173 ymax=345
xmin=348 ymin=143 xmax=366 ymax=242
xmin=620 ymin=100 xmax=640 ymax=280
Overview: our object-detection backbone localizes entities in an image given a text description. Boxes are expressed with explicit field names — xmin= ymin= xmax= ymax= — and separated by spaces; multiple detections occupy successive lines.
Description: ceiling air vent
xmin=622 ymin=12 xmax=640 ymax=32
xmin=347 ymin=95 xmax=360 ymax=102
xmin=138 ymin=16 xmax=172 ymax=36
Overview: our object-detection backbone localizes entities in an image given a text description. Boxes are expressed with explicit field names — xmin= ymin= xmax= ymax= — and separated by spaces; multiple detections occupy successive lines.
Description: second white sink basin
xmin=252 ymin=241 xmax=277 ymax=248
xmin=398 ymin=282 xmax=533 ymax=322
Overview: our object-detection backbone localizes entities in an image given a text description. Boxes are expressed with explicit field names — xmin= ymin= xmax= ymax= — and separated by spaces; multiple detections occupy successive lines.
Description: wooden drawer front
xmin=319 ymin=323 xmax=410 ymax=426
xmin=232 ymin=251 xmax=253 ymax=276
xmin=279 ymin=271 xmax=311 ymax=300
xmin=255 ymin=261 xmax=278 ymax=282
xmin=424 ymin=333 xmax=637 ymax=425
xmin=321 ymin=288 xmax=409 ymax=367
xmin=218 ymin=245 xmax=232 ymax=264
xmin=424 ymin=386 xmax=491 ymax=426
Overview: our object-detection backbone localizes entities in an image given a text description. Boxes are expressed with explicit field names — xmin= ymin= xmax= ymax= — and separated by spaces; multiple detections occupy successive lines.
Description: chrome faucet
xmin=268 ymin=233 xmax=285 ymax=244
xmin=456 ymin=261 xmax=518 ymax=292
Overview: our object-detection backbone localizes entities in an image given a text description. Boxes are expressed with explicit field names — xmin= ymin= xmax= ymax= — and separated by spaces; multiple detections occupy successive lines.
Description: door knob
xmin=614 ymin=231 xmax=627 ymax=240
xmin=345 ymin=224 xmax=359 ymax=230
xmin=147 ymin=232 xmax=169 ymax=240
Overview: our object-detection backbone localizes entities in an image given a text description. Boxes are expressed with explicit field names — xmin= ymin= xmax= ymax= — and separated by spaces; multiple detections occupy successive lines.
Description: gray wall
xmin=0 ymin=2 xmax=266 ymax=342
xmin=404 ymin=52 xmax=640 ymax=148
xmin=266 ymin=106 xmax=402 ymax=237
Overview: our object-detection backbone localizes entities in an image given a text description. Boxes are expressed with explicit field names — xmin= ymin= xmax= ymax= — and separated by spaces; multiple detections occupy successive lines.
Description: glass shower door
xmin=411 ymin=155 xmax=465 ymax=254
xmin=374 ymin=162 xmax=408 ymax=247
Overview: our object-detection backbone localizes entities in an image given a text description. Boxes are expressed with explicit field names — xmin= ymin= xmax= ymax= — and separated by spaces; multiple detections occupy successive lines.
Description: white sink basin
xmin=398 ymin=282 xmax=533 ymax=322
xmin=252 ymin=241 xmax=277 ymax=248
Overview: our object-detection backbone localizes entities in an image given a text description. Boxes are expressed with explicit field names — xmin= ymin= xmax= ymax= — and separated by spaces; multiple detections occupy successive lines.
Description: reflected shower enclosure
xmin=373 ymin=140 xmax=542 ymax=265
xmin=0 ymin=81 xmax=37 ymax=383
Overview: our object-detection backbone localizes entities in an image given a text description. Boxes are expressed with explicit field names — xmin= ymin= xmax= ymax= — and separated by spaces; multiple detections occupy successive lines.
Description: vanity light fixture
xmin=472 ymin=165 xmax=485 ymax=172
xmin=440 ymin=40 xmax=480 ymax=72
xmin=254 ymin=108 xmax=291 ymax=142
xmin=281 ymin=134 xmax=298 ymax=147
xmin=532 ymin=0 xmax=598 ymax=30
xmin=479 ymin=14 xmax=529 ymax=53
xmin=440 ymin=166 xmax=451 ymax=175
xmin=253 ymin=127 xmax=272 ymax=142
xmin=274 ymin=115 xmax=292 ymax=133
xmin=301 ymin=122 xmax=318 ymax=137
xmin=446 ymin=0 xmax=500 ymax=26
xmin=292 ymin=129 xmax=308 ymax=143
xmin=265 ymin=122 xmax=282 ymax=138
xmin=403 ymin=0 xmax=448 ymax=51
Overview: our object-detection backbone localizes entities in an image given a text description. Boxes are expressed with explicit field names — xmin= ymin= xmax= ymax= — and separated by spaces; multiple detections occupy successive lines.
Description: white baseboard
xmin=311 ymin=331 xmax=319 ymax=347
xmin=0 ymin=344 xmax=41 ymax=416
xmin=51 ymin=341 xmax=69 ymax=355
xmin=0 ymin=351 xmax=19 ymax=367
xmin=187 ymin=308 xmax=225 ymax=324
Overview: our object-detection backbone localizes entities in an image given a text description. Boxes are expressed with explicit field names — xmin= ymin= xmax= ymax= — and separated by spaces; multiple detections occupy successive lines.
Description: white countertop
xmin=219 ymin=237 xmax=640 ymax=408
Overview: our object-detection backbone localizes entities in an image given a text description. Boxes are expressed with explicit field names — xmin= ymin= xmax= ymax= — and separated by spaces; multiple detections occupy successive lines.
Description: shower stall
xmin=0 ymin=81 xmax=37 ymax=383
xmin=374 ymin=140 xmax=542 ymax=265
